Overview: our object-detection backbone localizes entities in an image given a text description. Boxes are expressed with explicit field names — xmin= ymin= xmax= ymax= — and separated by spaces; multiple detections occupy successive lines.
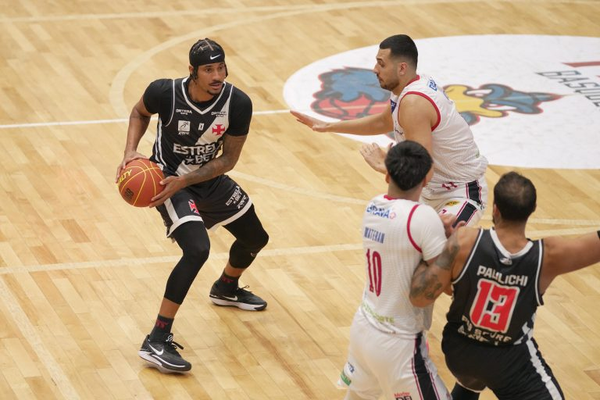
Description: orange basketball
xmin=117 ymin=159 xmax=165 ymax=207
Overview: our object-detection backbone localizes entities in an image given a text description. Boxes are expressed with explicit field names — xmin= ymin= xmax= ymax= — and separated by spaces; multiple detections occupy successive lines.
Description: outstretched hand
xmin=359 ymin=143 xmax=387 ymax=174
xmin=290 ymin=110 xmax=329 ymax=132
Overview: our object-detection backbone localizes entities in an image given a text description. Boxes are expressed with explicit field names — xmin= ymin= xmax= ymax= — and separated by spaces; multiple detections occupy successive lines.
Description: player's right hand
xmin=290 ymin=110 xmax=329 ymax=132
xmin=115 ymin=151 xmax=148 ymax=182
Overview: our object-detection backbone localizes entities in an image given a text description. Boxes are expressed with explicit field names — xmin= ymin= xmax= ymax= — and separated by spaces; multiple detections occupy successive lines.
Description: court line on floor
xmin=1 ymin=224 xmax=597 ymax=277
xmin=0 ymin=109 xmax=290 ymax=130
xmin=1 ymin=0 xmax=594 ymax=23
xmin=0 ymin=277 xmax=80 ymax=399
xmin=0 ymin=243 xmax=362 ymax=276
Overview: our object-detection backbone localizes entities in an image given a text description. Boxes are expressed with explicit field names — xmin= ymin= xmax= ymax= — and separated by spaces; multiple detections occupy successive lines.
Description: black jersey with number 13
xmin=446 ymin=228 xmax=543 ymax=346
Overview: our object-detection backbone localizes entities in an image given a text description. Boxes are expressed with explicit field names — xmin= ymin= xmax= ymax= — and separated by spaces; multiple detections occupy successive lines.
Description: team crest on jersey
xmin=395 ymin=393 xmax=413 ymax=400
xmin=284 ymin=35 xmax=600 ymax=169
xmin=212 ymin=124 xmax=226 ymax=136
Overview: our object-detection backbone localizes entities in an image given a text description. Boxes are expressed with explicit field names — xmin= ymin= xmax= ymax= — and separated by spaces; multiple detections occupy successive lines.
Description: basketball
xmin=117 ymin=159 xmax=165 ymax=207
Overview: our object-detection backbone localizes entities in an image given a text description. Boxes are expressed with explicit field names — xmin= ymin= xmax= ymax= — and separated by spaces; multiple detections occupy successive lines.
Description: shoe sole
xmin=209 ymin=297 xmax=267 ymax=311
xmin=138 ymin=350 xmax=191 ymax=374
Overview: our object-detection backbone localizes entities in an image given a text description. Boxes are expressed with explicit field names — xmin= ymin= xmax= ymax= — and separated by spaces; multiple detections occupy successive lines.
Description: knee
xmin=229 ymin=229 xmax=268 ymax=269
xmin=253 ymin=228 xmax=269 ymax=250
xmin=238 ymin=226 xmax=269 ymax=251
xmin=183 ymin=241 xmax=210 ymax=265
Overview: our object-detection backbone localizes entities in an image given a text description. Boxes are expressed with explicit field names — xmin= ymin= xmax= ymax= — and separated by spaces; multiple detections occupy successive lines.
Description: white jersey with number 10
xmin=359 ymin=194 xmax=446 ymax=336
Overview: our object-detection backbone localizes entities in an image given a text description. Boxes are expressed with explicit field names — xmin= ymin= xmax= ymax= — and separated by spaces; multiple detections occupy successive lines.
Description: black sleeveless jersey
xmin=446 ymin=228 xmax=544 ymax=346
xmin=142 ymin=77 xmax=252 ymax=178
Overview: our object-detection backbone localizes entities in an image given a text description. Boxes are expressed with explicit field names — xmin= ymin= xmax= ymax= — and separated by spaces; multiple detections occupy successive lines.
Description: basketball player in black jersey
xmin=409 ymin=172 xmax=600 ymax=399
xmin=116 ymin=38 xmax=269 ymax=373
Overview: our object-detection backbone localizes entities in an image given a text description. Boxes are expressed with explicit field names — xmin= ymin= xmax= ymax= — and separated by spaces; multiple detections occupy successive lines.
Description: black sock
xmin=149 ymin=315 xmax=174 ymax=341
xmin=217 ymin=272 xmax=239 ymax=294
xmin=451 ymin=384 xmax=480 ymax=400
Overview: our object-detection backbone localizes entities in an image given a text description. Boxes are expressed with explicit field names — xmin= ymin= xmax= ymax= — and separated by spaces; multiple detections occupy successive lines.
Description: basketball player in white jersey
xmin=339 ymin=140 xmax=451 ymax=400
xmin=291 ymin=34 xmax=488 ymax=227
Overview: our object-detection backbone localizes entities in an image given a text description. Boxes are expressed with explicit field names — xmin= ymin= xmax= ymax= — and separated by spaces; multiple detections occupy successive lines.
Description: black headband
xmin=189 ymin=38 xmax=226 ymax=67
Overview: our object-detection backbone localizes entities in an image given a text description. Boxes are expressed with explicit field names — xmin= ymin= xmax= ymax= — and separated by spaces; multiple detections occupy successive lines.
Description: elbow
xmin=220 ymin=156 xmax=239 ymax=174
xmin=409 ymin=295 xmax=433 ymax=308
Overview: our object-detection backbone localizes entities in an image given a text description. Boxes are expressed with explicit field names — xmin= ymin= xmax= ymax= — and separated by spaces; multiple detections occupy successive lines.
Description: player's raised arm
xmin=539 ymin=231 xmax=600 ymax=292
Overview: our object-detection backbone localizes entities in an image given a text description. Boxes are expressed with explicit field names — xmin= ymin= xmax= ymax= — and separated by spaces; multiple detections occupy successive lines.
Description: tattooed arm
xmin=148 ymin=134 xmax=247 ymax=207
xmin=410 ymin=229 xmax=462 ymax=307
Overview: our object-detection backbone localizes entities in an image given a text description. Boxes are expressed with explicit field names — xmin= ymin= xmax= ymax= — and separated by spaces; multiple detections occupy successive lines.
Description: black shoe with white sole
xmin=138 ymin=333 xmax=191 ymax=373
xmin=209 ymin=282 xmax=267 ymax=311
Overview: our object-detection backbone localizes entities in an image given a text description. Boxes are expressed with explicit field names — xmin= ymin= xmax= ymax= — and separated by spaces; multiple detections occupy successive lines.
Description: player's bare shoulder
xmin=398 ymin=92 xmax=438 ymax=126
xmin=453 ymin=227 xmax=481 ymax=267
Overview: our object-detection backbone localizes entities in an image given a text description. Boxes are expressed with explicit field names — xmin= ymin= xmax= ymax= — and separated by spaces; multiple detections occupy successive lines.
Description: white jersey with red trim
xmin=359 ymin=194 xmax=446 ymax=335
xmin=390 ymin=74 xmax=488 ymax=186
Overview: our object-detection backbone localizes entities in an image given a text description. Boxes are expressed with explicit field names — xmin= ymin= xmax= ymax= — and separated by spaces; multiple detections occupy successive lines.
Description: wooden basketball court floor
xmin=1 ymin=1 xmax=599 ymax=399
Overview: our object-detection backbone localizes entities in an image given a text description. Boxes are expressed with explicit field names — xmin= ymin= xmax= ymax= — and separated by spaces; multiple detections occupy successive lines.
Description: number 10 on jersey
xmin=366 ymin=249 xmax=382 ymax=296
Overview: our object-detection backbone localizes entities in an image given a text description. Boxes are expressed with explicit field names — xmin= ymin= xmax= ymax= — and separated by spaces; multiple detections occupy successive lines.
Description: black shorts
xmin=156 ymin=175 xmax=252 ymax=236
xmin=442 ymin=327 xmax=564 ymax=400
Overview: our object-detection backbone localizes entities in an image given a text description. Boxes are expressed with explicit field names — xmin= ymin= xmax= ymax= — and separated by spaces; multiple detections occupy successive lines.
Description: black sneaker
xmin=209 ymin=282 xmax=268 ymax=311
xmin=138 ymin=333 xmax=192 ymax=373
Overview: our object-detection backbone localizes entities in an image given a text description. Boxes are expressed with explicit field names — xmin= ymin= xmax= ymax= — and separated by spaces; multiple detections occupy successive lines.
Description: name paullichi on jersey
xmin=152 ymin=78 xmax=234 ymax=177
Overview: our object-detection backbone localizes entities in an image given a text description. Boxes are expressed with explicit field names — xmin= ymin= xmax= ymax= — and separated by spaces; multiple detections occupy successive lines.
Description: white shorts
xmin=421 ymin=176 xmax=488 ymax=227
xmin=339 ymin=311 xmax=450 ymax=400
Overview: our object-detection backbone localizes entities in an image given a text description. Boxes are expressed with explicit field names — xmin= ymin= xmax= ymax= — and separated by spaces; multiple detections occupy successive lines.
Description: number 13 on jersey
xmin=470 ymin=279 xmax=519 ymax=333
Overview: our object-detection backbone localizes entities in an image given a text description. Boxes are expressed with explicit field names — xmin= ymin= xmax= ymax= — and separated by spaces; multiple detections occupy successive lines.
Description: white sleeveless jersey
xmin=390 ymin=75 xmax=488 ymax=185
xmin=359 ymin=195 xmax=446 ymax=335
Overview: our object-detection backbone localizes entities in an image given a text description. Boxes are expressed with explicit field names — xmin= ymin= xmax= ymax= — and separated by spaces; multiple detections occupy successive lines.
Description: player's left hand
xmin=360 ymin=143 xmax=387 ymax=173
xmin=440 ymin=213 xmax=466 ymax=238
xmin=148 ymin=175 xmax=186 ymax=208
